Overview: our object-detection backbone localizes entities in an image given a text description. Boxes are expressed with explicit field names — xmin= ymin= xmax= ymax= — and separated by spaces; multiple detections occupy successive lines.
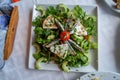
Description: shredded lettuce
xmin=32 ymin=16 xmax=42 ymax=27
xmin=83 ymin=15 xmax=97 ymax=35
xmin=68 ymin=5 xmax=86 ymax=19
xmin=33 ymin=52 xmax=41 ymax=60
xmin=90 ymin=42 xmax=98 ymax=49
xmin=34 ymin=27 xmax=60 ymax=44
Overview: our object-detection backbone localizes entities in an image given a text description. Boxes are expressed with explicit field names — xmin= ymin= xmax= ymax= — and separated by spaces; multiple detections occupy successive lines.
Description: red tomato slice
xmin=60 ymin=31 xmax=70 ymax=41
xmin=13 ymin=0 xmax=20 ymax=2
xmin=84 ymin=35 xmax=90 ymax=41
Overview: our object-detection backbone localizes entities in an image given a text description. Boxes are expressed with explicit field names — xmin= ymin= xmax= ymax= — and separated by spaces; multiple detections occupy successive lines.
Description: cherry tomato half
xmin=12 ymin=0 xmax=20 ymax=2
xmin=60 ymin=31 xmax=70 ymax=41
xmin=84 ymin=35 xmax=90 ymax=41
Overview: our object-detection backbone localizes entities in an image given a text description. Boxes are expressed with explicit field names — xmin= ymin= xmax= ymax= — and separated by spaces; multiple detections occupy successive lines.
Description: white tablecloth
xmin=0 ymin=0 xmax=120 ymax=80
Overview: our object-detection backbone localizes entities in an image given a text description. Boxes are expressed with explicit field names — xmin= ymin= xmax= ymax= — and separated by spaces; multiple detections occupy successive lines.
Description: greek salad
xmin=32 ymin=4 xmax=97 ymax=72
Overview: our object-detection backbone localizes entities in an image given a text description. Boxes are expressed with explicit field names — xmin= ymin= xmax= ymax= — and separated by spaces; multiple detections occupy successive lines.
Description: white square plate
xmin=28 ymin=4 xmax=98 ymax=72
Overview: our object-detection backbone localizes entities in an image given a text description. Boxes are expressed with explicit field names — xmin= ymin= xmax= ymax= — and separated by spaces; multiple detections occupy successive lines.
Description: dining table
xmin=0 ymin=0 xmax=120 ymax=80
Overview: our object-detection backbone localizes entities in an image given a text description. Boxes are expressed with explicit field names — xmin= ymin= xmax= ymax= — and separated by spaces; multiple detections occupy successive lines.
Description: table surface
xmin=0 ymin=0 xmax=120 ymax=80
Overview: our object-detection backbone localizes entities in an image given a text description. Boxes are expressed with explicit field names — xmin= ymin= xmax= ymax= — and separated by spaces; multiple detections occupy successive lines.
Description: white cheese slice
xmin=43 ymin=15 xmax=58 ymax=29
xmin=72 ymin=21 xmax=87 ymax=36
xmin=50 ymin=44 xmax=69 ymax=58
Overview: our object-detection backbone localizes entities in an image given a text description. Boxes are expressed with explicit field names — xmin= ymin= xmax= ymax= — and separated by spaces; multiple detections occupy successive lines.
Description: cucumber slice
xmin=47 ymin=35 xmax=55 ymax=40
xmin=35 ymin=57 xmax=47 ymax=70
xmin=82 ymin=53 xmax=90 ymax=66
xmin=56 ymin=4 xmax=68 ymax=13
xmin=36 ymin=5 xmax=45 ymax=17
xmin=33 ymin=43 xmax=40 ymax=53
xmin=62 ymin=61 xmax=70 ymax=72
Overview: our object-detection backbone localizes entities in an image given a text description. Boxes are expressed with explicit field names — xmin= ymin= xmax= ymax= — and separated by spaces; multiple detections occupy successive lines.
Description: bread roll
xmin=4 ymin=6 xmax=19 ymax=60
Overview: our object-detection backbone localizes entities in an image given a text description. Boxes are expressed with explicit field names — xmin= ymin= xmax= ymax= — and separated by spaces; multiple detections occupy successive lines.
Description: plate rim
xmin=79 ymin=72 xmax=120 ymax=80
xmin=104 ymin=0 xmax=120 ymax=13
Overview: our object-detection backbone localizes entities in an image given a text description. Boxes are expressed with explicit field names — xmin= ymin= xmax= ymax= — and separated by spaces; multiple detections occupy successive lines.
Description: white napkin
xmin=0 ymin=5 xmax=13 ymax=69
xmin=0 ymin=29 xmax=6 ymax=69
xmin=0 ymin=0 xmax=11 ymax=5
